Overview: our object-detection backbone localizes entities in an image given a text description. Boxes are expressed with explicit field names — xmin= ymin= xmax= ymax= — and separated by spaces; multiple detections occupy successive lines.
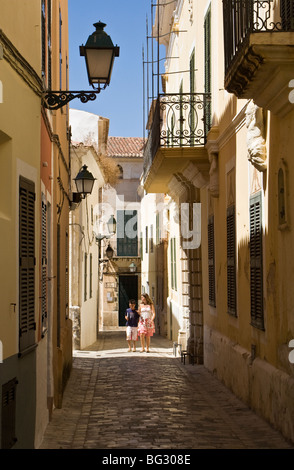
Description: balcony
xmin=143 ymin=93 xmax=211 ymax=193
xmin=223 ymin=0 xmax=294 ymax=116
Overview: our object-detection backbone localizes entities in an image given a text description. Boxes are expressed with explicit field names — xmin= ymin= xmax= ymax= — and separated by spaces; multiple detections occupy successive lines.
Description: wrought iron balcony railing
xmin=223 ymin=0 xmax=294 ymax=75
xmin=143 ymin=92 xmax=211 ymax=176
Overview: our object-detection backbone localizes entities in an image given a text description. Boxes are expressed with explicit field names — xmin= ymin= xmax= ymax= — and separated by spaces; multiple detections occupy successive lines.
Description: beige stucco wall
xmin=69 ymin=146 xmax=105 ymax=350
xmin=150 ymin=0 xmax=294 ymax=441
xmin=0 ymin=16 xmax=41 ymax=361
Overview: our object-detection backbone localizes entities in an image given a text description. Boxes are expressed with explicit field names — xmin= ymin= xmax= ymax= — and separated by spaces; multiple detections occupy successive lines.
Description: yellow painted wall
xmin=0 ymin=8 xmax=41 ymax=359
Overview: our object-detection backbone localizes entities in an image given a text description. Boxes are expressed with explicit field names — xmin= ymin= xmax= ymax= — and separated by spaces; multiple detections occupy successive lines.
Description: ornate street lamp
xmin=80 ymin=21 xmax=119 ymax=89
xmin=106 ymin=214 xmax=117 ymax=235
xmin=74 ymin=165 xmax=96 ymax=198
xmin=129 ymin=262 xmax=137 ymax=273
xmin=105 ymin=243 xmax=114 ymax=260
xmin=43 ymin=22 xmax=119 ymax=110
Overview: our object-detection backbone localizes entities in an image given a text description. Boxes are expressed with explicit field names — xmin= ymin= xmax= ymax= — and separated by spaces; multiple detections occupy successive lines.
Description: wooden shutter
xmin=19 ymin=177 xmax=36 ymax=352
xmin=140 ymin=232 xmax=143 ymax=260
xmin=89 ymin=253 xmax=93 ymax=299
xmin=227 ymin=205 xmax=236 ymax=315
xmin=280 ymin=0 xmax=294 ymax=30
xmin=170 ymin=238 xmax=177 ymax=291
xmin=117 ymin=210 xmax=138 ymax=256
xmin=84 ymin=253 xmax=87 ymax=302
xmin=41 ymin=0 xmax=46 ymax=75
xmin=208 ymin=215 xmax=216 ymax=306
xmin=41 ymin=198 xmax=47 ymax=335
xmin=65 ymin=231 xmax=69 ymax=313
xmin=250 ymin=192 xmax=264 ymax=329
xmin=190 ymin=49 xmax=195 ymax=145
xmin=47 ymin=0 xmax=52 ymax=90
xmin=204 ymin=5 xmax=212 ymax=133
xmin=57 ymin=223 xmax=61 ymax=347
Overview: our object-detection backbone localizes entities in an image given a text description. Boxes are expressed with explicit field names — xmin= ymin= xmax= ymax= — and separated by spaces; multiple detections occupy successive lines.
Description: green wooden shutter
xmin=250 ymin=192 xmax=264 ymax=329
xmin=117 ymin=210 xmax=138 ymax=256
xmin=19 ymin=177 xmax=36 ymax=352
xmin=208 ymin=215 xmax=216 ymax=306
xmin=227 ymin=205 xmax=236 ymax=316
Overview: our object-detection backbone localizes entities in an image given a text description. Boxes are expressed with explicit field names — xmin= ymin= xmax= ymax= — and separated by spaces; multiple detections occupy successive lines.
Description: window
xmin=65 ymin=231 xmax=69 ymax=316
xmin=41 ymin=0 xmax=52 ymax=88
xmin=89 ymin=254 xmax=93 ymax=299
xmin=19 ymin=177 xmax=36 ymax=352
xmin=59 ymin=8 xmax=62 ymax=90
xmin=204 ymin=5 xmax=212 ymax=133
xmin=278 ymin=166 xmax=288 ymax=228
xmin=190 ymin=48 xmax=195 ymax=145
xmin=150 ymin=225 xmax=154 ymax=253
xmin=41 ymin=197 xmax=48 ymax=336
xmin=250 ymin=192 xmax=264 ymax=330
xmin=156 ymin=212 xmax=161 ymax=244
xmin=281 ymin=0 xmax=294 ymax=30
xmin=117 ymin=165 xmax=123 ymax=179
xmin=84 ymin=253 xmax=87 ymax=302
xmin=140 ymin=232 xmax=143 ymax=260
xmin=145 ymin=226 xmax=148 ymax=254
xmin=170 ymin=238 xmax=177 ymax=291
xmin=47 ymin=0 xmax=52 ymax=90
xmin=117 ymin=210 xmax=138 ymax=256
xmin=208 ymin=215 xmax=216 ymax=306
xmin=41 ymin=0 xmax=46 ymax=76
xmin=227 ymin=205 xmax=236 ymax=316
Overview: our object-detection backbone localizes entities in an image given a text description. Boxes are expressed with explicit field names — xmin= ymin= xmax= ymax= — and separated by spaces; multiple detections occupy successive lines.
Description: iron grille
xmin=223 ymin=0 xmax=294 ymax=74
xmin=143 ymin=93 xmax=211 ymax=176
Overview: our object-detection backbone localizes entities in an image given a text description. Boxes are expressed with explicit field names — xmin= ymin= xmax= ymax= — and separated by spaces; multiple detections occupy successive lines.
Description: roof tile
xmin=107 ymin=137 xmax=145 ymax=158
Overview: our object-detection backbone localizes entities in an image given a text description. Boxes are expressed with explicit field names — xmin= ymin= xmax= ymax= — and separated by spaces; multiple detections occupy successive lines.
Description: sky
xmin=68 ymin=0 xmax=154 ymax=139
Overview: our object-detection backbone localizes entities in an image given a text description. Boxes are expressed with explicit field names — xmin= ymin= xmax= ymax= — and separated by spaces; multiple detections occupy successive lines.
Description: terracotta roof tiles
xmin=107 ymin=137 xmax=145 ymax=158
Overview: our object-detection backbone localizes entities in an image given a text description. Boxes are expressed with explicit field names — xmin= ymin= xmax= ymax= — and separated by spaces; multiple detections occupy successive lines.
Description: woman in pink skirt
xmin=138 ymin=293 xmax=155 ymax=353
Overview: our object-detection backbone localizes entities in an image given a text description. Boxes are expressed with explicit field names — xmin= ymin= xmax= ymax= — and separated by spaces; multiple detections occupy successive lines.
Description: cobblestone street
xmin=39 ymin=331 xmax=293 ymax=451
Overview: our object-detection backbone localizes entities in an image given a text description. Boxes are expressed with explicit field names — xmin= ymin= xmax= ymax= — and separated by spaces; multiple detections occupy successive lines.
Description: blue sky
xmin=68 ymin=0 xmax=153 ymax=138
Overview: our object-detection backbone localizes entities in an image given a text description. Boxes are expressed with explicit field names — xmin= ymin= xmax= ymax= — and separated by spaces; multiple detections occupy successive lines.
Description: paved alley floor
xmin=39 ymin=331 xmax=293 ymax=451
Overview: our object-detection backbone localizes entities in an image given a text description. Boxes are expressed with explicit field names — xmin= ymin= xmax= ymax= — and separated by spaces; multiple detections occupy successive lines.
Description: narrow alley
xmin=39 ymin=331 xmax=293 ymax=451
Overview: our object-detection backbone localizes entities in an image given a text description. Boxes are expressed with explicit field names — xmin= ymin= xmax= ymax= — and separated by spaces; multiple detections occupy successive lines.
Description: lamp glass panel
xmin=83 ymin=179 xmax=95 ymax=194
xmin=107 ymin=217 xmax=116 ymax=234
xmin=86 ymin=49 xmax=114 ymax=82
xmin=75 ymin=179 xmax=84 ymax=194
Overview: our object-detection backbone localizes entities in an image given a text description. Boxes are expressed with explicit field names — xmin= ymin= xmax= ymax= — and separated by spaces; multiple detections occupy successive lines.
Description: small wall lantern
xmin=74 ymin=165 xmax=96 ymax=198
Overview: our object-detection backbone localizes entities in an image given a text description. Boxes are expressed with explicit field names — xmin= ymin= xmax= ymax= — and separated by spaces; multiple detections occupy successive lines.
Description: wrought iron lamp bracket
xmin=42 ymin=88 xmax=103 ymax=110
